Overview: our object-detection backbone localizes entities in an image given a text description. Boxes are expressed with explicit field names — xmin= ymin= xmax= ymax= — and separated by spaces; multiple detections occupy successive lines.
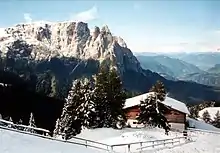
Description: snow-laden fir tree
xmin=93 ymin=67 xmax=126 ymax=128
xmin=149 ymin=80 xmax=166 ymax=101
xmin=9 ymin=117 xmax=13 ymax=122
xmin=79 ymin=79 xmax=97 ymax=128
xmin=202 ymin=110 xmax=212 ymax=124
xmin=53 ymin=118 xmax=61 ymax=137
xmin=26 ymin=112 xmax=37 ymax=133
xmin=7 ymin=117 xmax=13 ymax=128
xmin=137 ymin=81 xmax=170 ymax=134
xmin=59 ymin=80 xmax=85 ymax=140
xmin=108 ymin=69 xmax=126 ymax=128
xmin=93 ymin=67 xmax=109 ymax=128
xmin=212 ymin=110 xmax=220 ymax=128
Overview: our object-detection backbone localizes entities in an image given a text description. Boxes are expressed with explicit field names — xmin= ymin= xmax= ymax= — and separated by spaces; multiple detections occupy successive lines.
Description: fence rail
xmin=0 ymin=119 xmax=50 ymax=134
xmin=110 ymin=136 xmax=190 ymax=153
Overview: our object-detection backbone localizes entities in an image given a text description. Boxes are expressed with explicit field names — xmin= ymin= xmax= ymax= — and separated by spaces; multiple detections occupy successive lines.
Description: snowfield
xmin=199 ymin=107 xmax=220 ymax=120
xmin=1 ymin=118 xmax=220 ymax=153
xmin=0 ymin=127 xmax=102 ymax=153
xmin=77 ymin=127 xmax=182 ymax=145
xmin=187 ymin=117 xmax=220 ymax=131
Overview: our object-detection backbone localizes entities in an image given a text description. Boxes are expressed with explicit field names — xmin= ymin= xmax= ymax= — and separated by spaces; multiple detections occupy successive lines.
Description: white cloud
xmin=23 ymin=13 xmax=32 ymax=23
xmin=70 ymin=6 xmax=99 ymax=22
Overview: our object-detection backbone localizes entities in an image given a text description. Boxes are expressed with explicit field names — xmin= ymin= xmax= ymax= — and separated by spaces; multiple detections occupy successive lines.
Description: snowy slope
xmin=187 ymin=117 xmax=220 ymax=131
xmin=0 ymin=127 xmax=103 ymax=153
xmin=199 ymin=107 xmax=220 ymax=120
xmin=1 ymin=125 xmax=220 ymax=153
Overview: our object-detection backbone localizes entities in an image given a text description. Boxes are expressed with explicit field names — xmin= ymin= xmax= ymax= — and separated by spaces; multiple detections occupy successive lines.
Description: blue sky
xmin=0 ymin=0 xmax=220 ymax=53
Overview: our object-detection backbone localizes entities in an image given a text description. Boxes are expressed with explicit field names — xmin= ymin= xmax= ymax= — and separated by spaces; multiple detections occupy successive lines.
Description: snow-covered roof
xmin=124 ymin=92 xmax=190 ymax=114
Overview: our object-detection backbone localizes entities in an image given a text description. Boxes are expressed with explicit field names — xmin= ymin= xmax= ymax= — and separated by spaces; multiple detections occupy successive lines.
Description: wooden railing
xmin=109 ymin=136 xmax=190 ymax=153
xmin=0 ymin=119 xmax=50 ymax=135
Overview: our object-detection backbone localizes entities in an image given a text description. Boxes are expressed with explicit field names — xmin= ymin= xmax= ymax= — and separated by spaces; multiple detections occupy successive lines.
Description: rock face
xmin=0 ymin=21 xmax=141 ymax=74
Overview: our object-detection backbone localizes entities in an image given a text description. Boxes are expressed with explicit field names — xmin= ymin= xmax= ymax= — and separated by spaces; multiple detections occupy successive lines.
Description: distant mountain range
xmin=208 ymin=64 xmax=220 ymax=74
xmin=168 ymin=52 xmax=220 ymax=70
xmin=136 ymin=55 xmax=204 ymax=79
xmin=136 ymin=53 xmax=220 ymax=87
xmin=135 ymin=52 xmax=220 ymax=70
xmin=179 ymin=64 xmax=220 ymax=87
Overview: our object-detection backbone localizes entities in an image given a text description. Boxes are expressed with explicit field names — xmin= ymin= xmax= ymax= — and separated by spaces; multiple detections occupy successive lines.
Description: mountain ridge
xmin=136 ymin=55 xmax=204 ymax=78
xmin=0 ymin=21 xmax=220 ymax=104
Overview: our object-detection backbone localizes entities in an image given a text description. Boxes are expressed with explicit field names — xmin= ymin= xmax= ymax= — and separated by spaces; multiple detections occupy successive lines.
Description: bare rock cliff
xmin=0 ymin=21 xmax=142 ymax=74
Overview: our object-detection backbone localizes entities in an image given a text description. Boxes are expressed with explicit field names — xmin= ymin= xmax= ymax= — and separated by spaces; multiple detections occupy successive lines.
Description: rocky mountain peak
xmin=101 ymin=25 xmax=111 ymax=34
xmin=0 ymin=21 xmax=142 ymax=73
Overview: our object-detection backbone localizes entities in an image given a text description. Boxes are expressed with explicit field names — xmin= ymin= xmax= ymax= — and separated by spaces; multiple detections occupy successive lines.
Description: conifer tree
xmin=108 ymin=69 xmax=127 ymax=128
xmin=212 ymin=110 xmax=220 ymax=128
xmin=80 ymin=79 xmax=97 ymax=128
xmin=9 ymin=117 xmax=13 ymax=122
xmin=59 ymin=80 xmax=85 ymax=140
xmin=7 ymin=117 xmax=13 ymax=128
xmin=53 ymin=118 xmax=61 ymax=137
xmin=93 ymin=67 xmax=126 ymax=128
xmin=93 ymin=67 xmax=109 ymax=128
xmin=26 ymin=112 xmax=37 ymax=133
xmin=202 ymin=110 xmax=212 ymax=124
xmin=138 ymin=82 xmax=170 ymax=134
xmin=149 ymin=80 xmax=166 ymax=101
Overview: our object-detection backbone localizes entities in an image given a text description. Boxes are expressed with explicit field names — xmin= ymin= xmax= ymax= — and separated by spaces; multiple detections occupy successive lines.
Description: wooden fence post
xmin=85 ymin=140 xmax=87 ymax=148
xmin=140 ymin=142 xmax=143 ymax=153
xmin=111 ymin=146 xmax=113 ymax=152
xmin=128 ymin=144 xmax=131 ymax=153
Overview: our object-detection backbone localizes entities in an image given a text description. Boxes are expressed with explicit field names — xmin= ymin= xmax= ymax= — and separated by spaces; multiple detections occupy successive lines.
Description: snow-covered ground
xmin=0 ymin=127 xmax=103 ymax=153
xmin=152 ymin=132 xmax=220 ymax=153
xmin=77 ymin=127 xmax=182 ymax=145
xmin=187 ymin=117 xmax=220 ymax=131
xmin=1 ymin=118 xmax=220 ymax=153
xmin=199 ymin=107 xmax=220 ymax=120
